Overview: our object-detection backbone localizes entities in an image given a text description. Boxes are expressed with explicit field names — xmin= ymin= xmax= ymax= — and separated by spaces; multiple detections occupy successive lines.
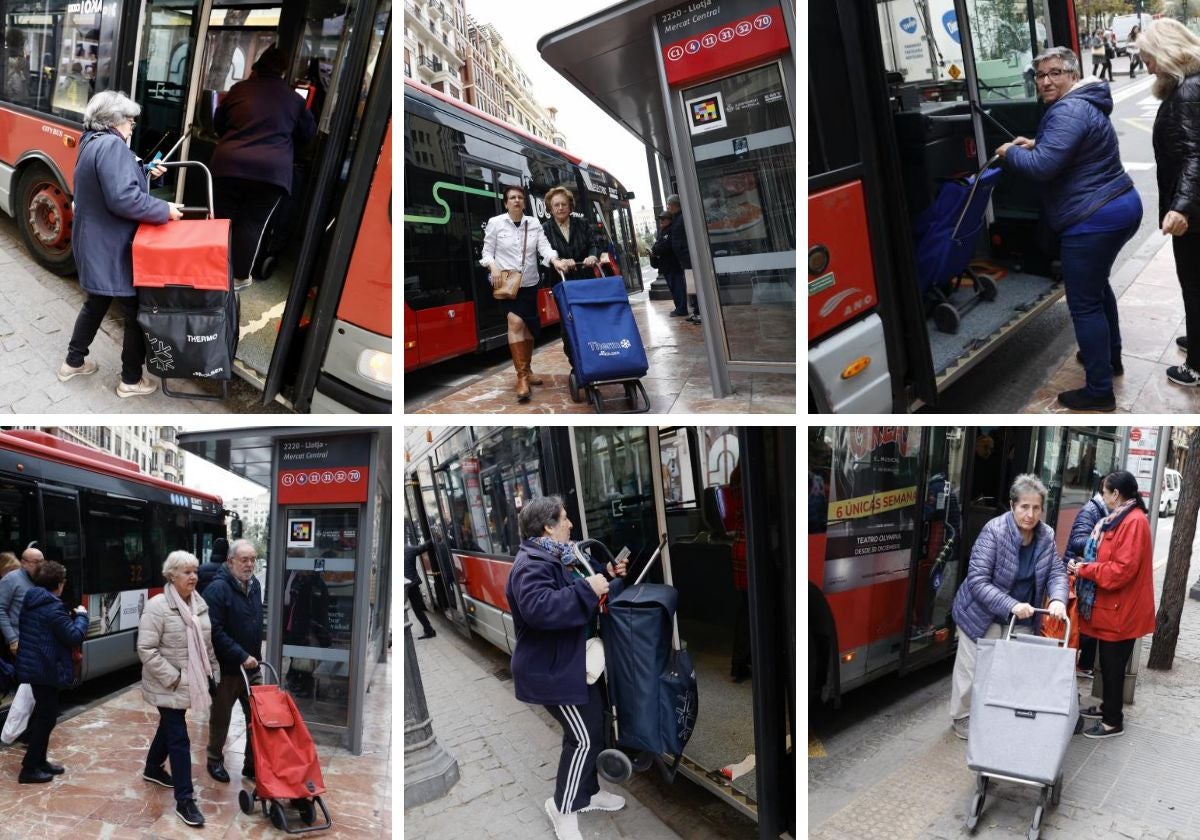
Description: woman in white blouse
xmin=480 ymin=185 xmax=570 ymax=402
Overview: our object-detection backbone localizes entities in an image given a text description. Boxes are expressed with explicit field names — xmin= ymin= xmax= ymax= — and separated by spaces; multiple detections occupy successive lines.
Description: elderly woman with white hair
xmin=58 ymin=90 xmax=183 ymax=398
xmin=946 ymin=474 xmax=1068 ymax=740
xmin=137 ymin=550 xmax=219 ymax=829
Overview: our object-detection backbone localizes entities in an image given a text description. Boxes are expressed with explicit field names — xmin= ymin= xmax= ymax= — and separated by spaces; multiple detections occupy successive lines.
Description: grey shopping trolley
xmin=965 ymin=608 xmax=1077 ymax=840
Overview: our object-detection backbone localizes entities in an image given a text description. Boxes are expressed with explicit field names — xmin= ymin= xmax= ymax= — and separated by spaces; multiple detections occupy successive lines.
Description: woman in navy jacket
xmin=59 ymin=90 xmax=183 ymax=397
xmin=999 ymin=46 xmax=1142 ymax=412
xmin=504 ymin=495 xmax=628 ymax=840
xmin=947 ymin=475 xmax=1068 ymax=740
xmin=14 ymin=561 xmax=88 ymax=784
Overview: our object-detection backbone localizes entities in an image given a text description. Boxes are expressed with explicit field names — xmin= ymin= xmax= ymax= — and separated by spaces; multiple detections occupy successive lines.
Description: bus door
xmin=36 ymin=484 xmax=83 ymax=609
xmin=961 ymin=426 xmax=1036 ymax=550
xmin=404 ymin=470 xmax=454 ymax=613
xmin=900 ymin=427 xmax=967 ymax=672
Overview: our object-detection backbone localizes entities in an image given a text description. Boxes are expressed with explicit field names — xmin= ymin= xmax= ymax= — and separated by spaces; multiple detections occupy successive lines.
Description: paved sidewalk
xmin=810 ymin=538 xmax=1200 ymax=839
xmin=1025 ymin=233 xmax=1199 ymax=413
xmin=403 ymin=616 xmax=685 ymax=840
xmin=407 ymin=285 xmax=795 ymax=414
xmin=0 ymin=214 xmax=284 ymax=413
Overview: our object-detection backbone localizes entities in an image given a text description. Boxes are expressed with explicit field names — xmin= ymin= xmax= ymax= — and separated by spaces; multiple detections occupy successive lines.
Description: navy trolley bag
xmin=552 ymin=265 xmax=650 ymax=413
xmin=913 ymin=156 xmax=1003 ymax=334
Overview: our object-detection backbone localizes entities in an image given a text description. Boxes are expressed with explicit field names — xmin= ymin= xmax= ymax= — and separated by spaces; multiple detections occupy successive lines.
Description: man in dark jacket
xmin=196 ymin=537 xmax=229 ymax=599
xmin=665 ymin=195 xmax=701 ymax=324
xmin=203 ymin=539 xmax=263 ymax=783
xmin=405 ymin=536 xmax=436 ymax=639
xmin=210 ymin=45 xmax=316 ymax=289
xmin=15 ymin=561 xmax=88 ymax=784
xmin=651 ymin=210 xmax=687 ymax=316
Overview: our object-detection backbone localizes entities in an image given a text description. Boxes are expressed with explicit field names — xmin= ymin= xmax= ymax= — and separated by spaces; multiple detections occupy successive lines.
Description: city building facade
xmin=6 ymin=425 xmax=185 ymax=483
xmin=403 ymin=0 xmax=468 ymax=100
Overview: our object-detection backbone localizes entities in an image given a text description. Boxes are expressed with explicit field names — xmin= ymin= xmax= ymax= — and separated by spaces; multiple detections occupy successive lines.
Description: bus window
xmin=201 ymin=8 xmax=279 ymax=94
xmin=405 ymin=121 xmax=475 ymax=310
xmin=39 ymin=488 xmax=81 ymax=567
xmin=702 ymin=426 xmax=740 ymax=487
xmin=659 ymin=427 xmax=698 ymax=511
xmin=0 ymin=478 xmax=36 ymax=555
xmin=966 ymin=0 xmax=1045 ymax=102
xmin=436 ymin=458 xmax=489 ymax=554
xmin=574 ymin=427 xmax=655 ymax=563
xmin=476 ymin=428 xmax=542 ymax=556
xmin=84 ymin=495 xmax=151 ymax=593
xmin=809 ymin=1 xmax=860 ymax=176
xmin=151 ymin=504 xmax=191 ymax=567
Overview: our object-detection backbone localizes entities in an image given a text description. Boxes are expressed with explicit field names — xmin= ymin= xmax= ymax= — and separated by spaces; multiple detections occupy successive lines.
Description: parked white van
xmin=1111 ymin=13 xmax=1147 ymax=56
xmin=1160 ymin=468 xmax=1181 ymax=517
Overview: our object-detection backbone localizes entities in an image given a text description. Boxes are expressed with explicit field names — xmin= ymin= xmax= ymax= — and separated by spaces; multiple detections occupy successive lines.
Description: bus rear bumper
xmin=809 ymin=313 xmax=892 ymax=413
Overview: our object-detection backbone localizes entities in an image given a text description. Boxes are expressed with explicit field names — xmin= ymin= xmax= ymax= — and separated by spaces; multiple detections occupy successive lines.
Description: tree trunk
xmin=1148 ymin=427 xmax=1200 ymax=670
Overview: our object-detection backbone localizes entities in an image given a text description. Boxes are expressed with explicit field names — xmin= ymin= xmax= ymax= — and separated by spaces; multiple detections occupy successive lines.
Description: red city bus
xmin=808 ymin=1 xmax=1081 ymax=412
xmin=0 ymin=2 xmax=391 ymax=413
xmin=404 ymin=78 xmax=644 ymax=372
xmin=0 ymin=429 xmax=233 ymax=686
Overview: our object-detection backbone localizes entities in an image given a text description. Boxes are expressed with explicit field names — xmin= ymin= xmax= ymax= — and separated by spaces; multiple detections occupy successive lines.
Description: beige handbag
xmin=493 ymin=220 xmax=528 ymax=300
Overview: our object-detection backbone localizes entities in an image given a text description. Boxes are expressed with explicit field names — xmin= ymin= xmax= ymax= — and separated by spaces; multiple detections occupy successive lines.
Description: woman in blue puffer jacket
xmin=947 ymin=474 xmax=1068 ymax=740
xmin=999 ymin=46 xmax=1142 ymax=413
xmin=14 ymin=561 xmax=88 ymax=784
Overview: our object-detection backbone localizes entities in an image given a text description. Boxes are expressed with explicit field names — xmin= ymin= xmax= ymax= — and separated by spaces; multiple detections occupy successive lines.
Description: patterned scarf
xmin=1077 ymin=498 xmax=1137 ymax=619
xmin=534 ymin=536 xmax=575 ymax=562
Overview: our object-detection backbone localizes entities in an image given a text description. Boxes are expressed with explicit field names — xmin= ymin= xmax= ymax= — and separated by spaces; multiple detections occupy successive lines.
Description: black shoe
xmin=242 ymin=765 xmax=255 ymax=781
xmin=1080 ymin=705 xmax=1103 ymax=719
xmin=40 ymin=761 xmax=64 ymax=775
xmin=1177 ymin=335 xmax=1189 ymax=351
xmin=206 ymin=759 xmax=230 ymax=783
xmin=143 ymin=765 xmax=174 ymax=788
xmin=18 ymin=768 xmax=53 ymax=784
xmin=1057 ymin=387 xmax=1116 ymax=412
xmin=669 ymin=310 xmax=688 ymax=317
xmin=1074 ymin=350 xmax=1123 ymax=375
xmin=417 ymin=630 xmax=436 ymax=639
xmin=687 ymin=315 xmax=702 ymax=324
xmin=1166 ymin=364 xmax=1200 ymax=387
xmin=1082 ymin=722 xmax=1124 ymax=739
xmin=176 ymin=798 xmax=205 ymax=828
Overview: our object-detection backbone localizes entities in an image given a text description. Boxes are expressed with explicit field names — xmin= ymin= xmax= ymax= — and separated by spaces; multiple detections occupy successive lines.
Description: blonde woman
xmin=1137 ymin=19 xmax=1200 ymax=387
xmin=138 ymin=551 xmax=219 ymax=828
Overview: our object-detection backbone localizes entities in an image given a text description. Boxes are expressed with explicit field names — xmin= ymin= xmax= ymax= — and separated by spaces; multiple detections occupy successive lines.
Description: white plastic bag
xmin=585 ymin=637 xmax=605 ymax=685
xmin=2 ymin=683 xmax=33 ymax=744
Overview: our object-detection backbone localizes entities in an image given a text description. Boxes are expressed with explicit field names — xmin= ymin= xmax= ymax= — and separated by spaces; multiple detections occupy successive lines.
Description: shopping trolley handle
xmin=1005 ymin=607 xmax=1070 ymax=646
xmin=240 ymin=660 xmax=279 ymax=694
xmin=157 ymin=160 xmax=216 ymax=219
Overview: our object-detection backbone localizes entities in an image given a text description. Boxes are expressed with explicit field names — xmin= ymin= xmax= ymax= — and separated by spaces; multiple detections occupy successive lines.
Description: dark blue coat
xmin=950 ymin=513 xmax=1068 ymax=641
xmin=1067 ymin=494 xmax=1108 ymax=560
xmin=73 ymin=129 xmax=172 ymax=297
xmin=1003 ymin=80 xmax=1136 ymax=233
xmin=505 ymin=541 xmax=623 ymax=706
xmin=15 ymin=587 xmax=87 ymax=688
xmin=210 ymin=74 xmax=317 ymax=194
xmin=204 ymin=565 xmax=264 ymax=673
xmin=667 ymin=211 xmax=692 ymax=270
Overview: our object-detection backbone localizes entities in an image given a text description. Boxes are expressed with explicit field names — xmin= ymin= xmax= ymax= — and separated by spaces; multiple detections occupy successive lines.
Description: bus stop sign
xmin=657 ymin=0 xmax=790 ymax=87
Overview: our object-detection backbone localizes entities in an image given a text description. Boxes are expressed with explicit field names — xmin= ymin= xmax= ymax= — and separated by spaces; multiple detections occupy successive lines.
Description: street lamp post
xmin=403 ymin=579 xmax=459 ymax=808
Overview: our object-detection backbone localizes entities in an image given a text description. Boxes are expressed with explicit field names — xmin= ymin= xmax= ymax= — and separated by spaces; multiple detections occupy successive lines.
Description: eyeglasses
xmin=1034 ymin=69 xmax=1069 ymax=81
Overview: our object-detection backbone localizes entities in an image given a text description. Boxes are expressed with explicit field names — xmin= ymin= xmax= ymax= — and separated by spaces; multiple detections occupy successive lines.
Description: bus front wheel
xmin=15 ymin=164 xmax=76 ymax=276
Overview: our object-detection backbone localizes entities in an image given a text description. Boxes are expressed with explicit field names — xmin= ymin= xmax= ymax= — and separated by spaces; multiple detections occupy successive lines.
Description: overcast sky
xmin=177 ymin=422 xmax=270 ymax=500
xmin=465 ymin=0 xmax=659 ymax=217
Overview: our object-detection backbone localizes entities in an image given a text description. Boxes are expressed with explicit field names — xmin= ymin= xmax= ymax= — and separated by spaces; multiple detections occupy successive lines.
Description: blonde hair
xmin=1137 ymin=19 xmax=1200 ymax=99
xmin=0 ymin=552 xmax=18 ymax=578
xmin=544 ymin=186 xmax=575 ymax=211
xmin=162 ymin=550 xmax=200 ymax=582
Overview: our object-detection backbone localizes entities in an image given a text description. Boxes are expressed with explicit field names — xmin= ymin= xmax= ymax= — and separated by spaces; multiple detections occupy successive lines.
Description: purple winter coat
xmin=951 ymin=513 xmax=1067 ymax=641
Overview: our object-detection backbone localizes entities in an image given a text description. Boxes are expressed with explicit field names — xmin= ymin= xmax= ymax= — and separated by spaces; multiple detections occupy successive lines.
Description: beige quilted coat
xmin=137 ymin=591 xmax=220 ymax=709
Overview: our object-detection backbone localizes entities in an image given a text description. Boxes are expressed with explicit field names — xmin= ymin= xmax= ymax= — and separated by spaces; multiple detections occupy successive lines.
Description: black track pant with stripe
xmin=214 ymin=176 xmax=287 ymax=280
xmin=544 ymin=681 xmax=604 ymax=814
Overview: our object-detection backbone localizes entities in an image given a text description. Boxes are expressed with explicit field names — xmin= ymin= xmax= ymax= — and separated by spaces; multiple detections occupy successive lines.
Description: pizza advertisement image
xmin=704 ymin=170 xmax=767 ymax=244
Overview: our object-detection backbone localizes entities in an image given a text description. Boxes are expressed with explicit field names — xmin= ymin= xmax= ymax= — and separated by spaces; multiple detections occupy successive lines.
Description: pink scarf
xmin=165 ymin=583 xmax=212 ymax=713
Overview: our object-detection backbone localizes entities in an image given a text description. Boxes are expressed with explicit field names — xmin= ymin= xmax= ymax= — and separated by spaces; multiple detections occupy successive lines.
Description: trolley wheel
xmin=269 ymin=801 xmax=286 ymax=830
xmin=296 ymin=798 xmax=316 ymax=825
xmin=933 ymin=302 xmax=960 ymax=334
xmin=568 ymin=371 xmax=582 ymax=403
xmin=976 ymin=273 xmax=999 ymax=302
xmin=1028 ymin=804 xmax=1044 ymax=840
xmin=1051 ymin=775 xmax=1062 ymax=806
xmin=631 ymin=751 xmax=654 ymax=773
xmin=238 ymin=789 xmax=254 ymax=815
xmin=966 ymin=792 xmax=984 ymax=832
xmin=596 ymin=748 xmax=633 ymax=784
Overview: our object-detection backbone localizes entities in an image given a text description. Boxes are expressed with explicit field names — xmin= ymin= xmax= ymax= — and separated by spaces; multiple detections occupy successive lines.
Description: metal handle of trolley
xmin=156 ymin=159 xmax=216 ymax=219
xmin=240 ymin=659 xmax=278 ymax=694
xmin=573 ymin=534 xmax=679 ymax=651
xmin=1005 ymin=606 xmax=1070 ymax=646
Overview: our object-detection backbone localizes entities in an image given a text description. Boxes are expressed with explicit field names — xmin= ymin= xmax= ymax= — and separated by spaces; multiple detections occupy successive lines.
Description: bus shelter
xmin=178 ymin=426 xmax=392 ymax=754
xmin=538 ymin=0 xmax=796 ymax=397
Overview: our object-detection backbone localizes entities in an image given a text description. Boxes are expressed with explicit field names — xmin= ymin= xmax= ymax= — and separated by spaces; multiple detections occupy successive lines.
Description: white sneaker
xmin=952 ymin=717 xmax=969 ymax=740
xmin=57 ymin=360 xmax=98 ymax=382
xmin=116 ymin=377 xmax=159 ymax=398
xmin=581 ymin=789 xmax=626 ymax=812
xmin=544 ymin=798 xmax=583 ymax=840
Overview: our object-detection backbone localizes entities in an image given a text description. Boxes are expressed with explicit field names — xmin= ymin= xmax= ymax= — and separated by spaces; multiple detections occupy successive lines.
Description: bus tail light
xmin=840 ymin=357 xmax=871 ymax=379
xmin=357 ymin=349 xmax=392 ymax=385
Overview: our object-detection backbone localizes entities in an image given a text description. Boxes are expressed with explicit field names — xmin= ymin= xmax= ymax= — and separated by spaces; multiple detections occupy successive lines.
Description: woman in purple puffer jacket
xmin=947 ymin=474 xmax=1068 ymax=740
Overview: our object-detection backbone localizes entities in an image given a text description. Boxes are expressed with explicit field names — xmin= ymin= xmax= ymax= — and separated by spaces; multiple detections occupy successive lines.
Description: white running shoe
xmin=581 ymin=790 xmax=626 ymax=812
xmin=544 ymin=798 xmax=583 ymax=840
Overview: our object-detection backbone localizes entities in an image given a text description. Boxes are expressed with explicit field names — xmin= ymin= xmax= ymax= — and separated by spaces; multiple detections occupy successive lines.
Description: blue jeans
xmin=665 ymin=270 xmax=688 ymax=313
xmin=1060 ymin=221 xmax=1140 ymax=395
xmin=147 ymin=707 xmax=193 ymax=801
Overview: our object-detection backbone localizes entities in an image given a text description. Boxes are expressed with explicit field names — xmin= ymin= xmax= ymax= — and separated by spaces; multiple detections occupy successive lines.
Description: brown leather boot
xmin=510 ymin=342 xmax=531 ymax=402
xmin=521 ymin=339 xmax=543 ymax=385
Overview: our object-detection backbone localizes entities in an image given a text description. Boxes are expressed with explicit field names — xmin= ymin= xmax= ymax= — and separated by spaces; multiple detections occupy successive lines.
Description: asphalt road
xmin=929 ymin=58 xmax=1166 ymax=412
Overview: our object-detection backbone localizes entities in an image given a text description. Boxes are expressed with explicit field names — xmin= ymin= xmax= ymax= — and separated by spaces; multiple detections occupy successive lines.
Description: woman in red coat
xmin=1066 ymin=470 xmax=1155 ymax=739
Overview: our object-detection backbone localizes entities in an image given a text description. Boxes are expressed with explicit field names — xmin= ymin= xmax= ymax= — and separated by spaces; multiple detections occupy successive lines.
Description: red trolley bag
xmin=132 ymin=160 xmax=238 ymax=400
xmin=237 ymin=662 xmax=332 ymax=833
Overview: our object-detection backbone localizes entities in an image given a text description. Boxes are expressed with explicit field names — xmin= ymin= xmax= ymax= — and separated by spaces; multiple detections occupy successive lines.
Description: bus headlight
xmin=357 ymin=349 xmax=392 ymax=385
